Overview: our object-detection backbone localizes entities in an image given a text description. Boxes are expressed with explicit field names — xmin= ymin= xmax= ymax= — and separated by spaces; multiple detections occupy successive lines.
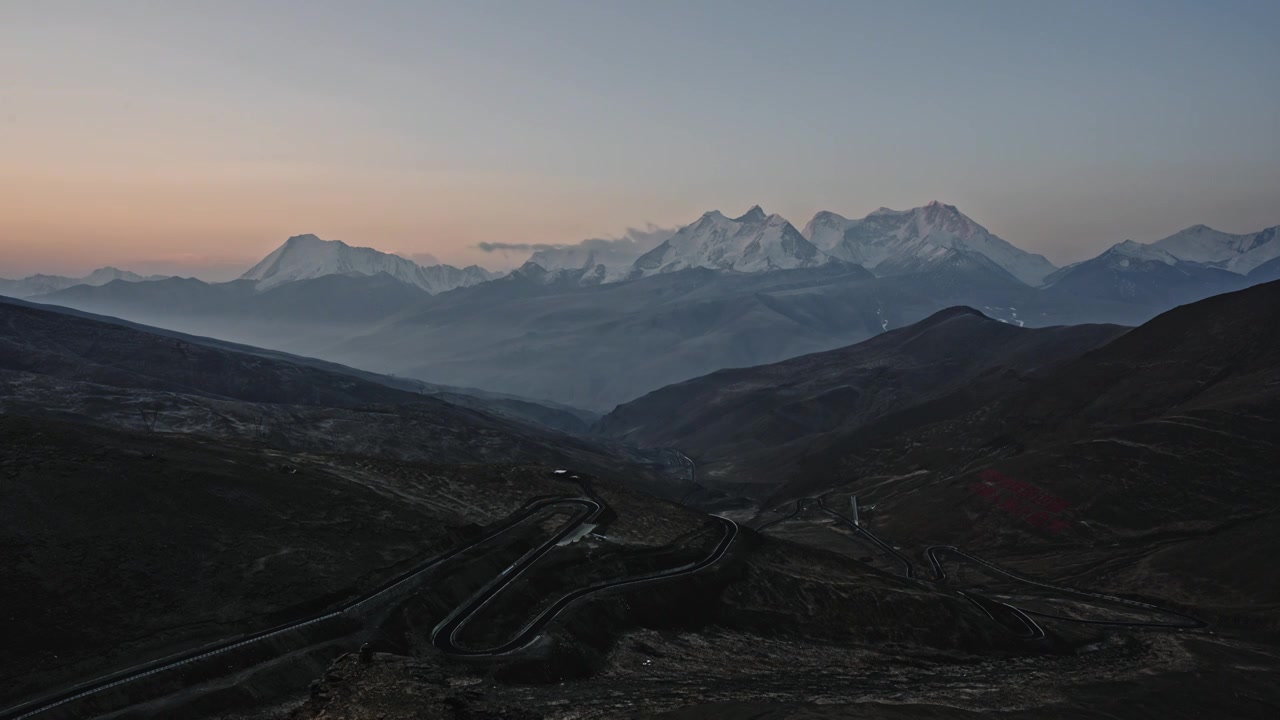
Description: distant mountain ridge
xmin=508 ymin=201 xmax=1059 ymax=287
xmin=802 ymin=201 xmax=1058 ymax=286
xmin=1152 ymin=224 xmax=1278 ymax=273
xmin=242 ymin=234 xmax=496 ymax=293
xmin=11 ymin=210 xmax=1275 ymax=305
xmin=1040 ymin=239 xmax=1247 ymax=309
xmin=1036 ymin=223 xmax=1276 ymax=309
xmin=631 ymin=206 xmax=835 ymax=277
xmin=0 ymin=266 xmax=168 ymax=299
xmin=17 ymin=208 xmax=1279 ymax=413
xmin=37 ymin=272 xmax=437 ymax=335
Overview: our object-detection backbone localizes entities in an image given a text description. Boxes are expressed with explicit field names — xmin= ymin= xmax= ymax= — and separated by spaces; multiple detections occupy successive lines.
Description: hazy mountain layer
xmin=0 ymin=266 xmax=167 ymax=299
xmin=1042 ymin=239 xmax=1248 ymax=307
xmin=22 ymin=208 xmax=1280 ymax=412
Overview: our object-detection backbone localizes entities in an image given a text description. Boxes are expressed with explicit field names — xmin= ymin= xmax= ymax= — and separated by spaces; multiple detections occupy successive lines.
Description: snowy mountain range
xmin=1038 ymin=224 xmax=1279 ymax=304
xmin=802 ymin=201 xmax=1058 ymax=286
xmin=0 ymin=267 xmax=168 ymax=299
xmin=1042 ymin=239 xmax=1183 ymax=284
xmin=19 ymin=209 xmax=1278 ymax=413
xmin=1041 ymin=239 xmax=1247 ymax=307
xmin=11 ymin=212 xmax=1274 ymax=311
xmin=241 ymin=234 xmax=496 ymax=293
xmin=514 ymin=201 xmax=1060 ymax=287
xmin=631 ymin=206 xmax=834 ymax=277
xmin=1151 ymin=224 xmax=1278 ymax=274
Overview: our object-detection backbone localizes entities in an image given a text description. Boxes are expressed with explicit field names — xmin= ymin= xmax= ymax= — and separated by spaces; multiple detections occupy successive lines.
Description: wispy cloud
xmin=584 ymin=224 xmax=677 ymax=253
xmin=475 ymin=225 xmax=676 ymax=257
xmin=477 ymin=242 xmax=567 ymax=253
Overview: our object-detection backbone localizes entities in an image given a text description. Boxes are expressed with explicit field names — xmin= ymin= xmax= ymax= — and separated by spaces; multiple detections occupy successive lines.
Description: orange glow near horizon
xmin=3 ymin=3 xmax=1277 ymax=279
xmin=0 ymin=165 xmax=664 ymax=277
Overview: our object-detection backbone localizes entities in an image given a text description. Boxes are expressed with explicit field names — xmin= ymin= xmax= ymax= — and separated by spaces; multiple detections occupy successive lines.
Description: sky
xmin=2 ymin=0 xmax=1278 ymax=278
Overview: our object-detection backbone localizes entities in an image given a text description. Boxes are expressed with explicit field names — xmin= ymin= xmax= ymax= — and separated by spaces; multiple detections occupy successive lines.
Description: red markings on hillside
xmin=970 ymin=469 xmax=1071 ymax=534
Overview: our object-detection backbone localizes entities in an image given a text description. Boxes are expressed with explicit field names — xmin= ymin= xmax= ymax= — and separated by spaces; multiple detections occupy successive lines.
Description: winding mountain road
xmin=926 ymin=545 xmax=1204 ymax=630
xmin=3 ymin=485 xmax=739 ymax=720
xmin=676 ymin=452 xmax=701 ymax=506
xmin=433 ymin=513 xmax=739 ymax=655
xmin=816 ymin=496 xmax=916 ymax=579
xmin=1 ymin=495 xmax=591 ymax=720
xmin=754 ymin=497 xmax=807 ymax=533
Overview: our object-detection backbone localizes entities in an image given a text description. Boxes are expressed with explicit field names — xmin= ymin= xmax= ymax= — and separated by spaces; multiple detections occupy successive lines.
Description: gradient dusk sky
xmin=3 ymin=0 xmax=1278 ymax=277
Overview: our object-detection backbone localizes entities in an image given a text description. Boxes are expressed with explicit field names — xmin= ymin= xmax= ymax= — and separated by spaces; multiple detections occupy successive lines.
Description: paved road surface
xmin=434 ymin=513 xmax=739 ymax=655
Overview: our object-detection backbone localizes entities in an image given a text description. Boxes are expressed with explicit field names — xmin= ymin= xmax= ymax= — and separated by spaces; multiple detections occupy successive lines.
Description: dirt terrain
xmin=4 ymin=285 xmax=1280 ymax=719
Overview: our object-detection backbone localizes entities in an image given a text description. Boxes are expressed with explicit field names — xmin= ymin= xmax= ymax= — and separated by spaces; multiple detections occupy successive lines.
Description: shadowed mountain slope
xmin=0 ymin=297 xmax=628 ymax=469
xmin=775 ymin=280 xmax=1280 ymax=632
xmin=593 ymin=280 xmax=1280 ymax=639
xmin=1 ymin=294 xmax=596 ymax=432
xmin=598 ymin=307 xmax=1127 ymax=489
xmin=1041 ymin=240 xmax=1247 ymax=309
xmin=0 ymin=293 xmax=422 ymax=407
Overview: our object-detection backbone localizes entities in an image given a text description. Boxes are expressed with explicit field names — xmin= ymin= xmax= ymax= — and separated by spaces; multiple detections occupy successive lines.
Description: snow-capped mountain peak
xmin=1108 ymin=239 xmax=1179 ymax=265
xmin=801 ymin=202 xmax=1056 ymax=285
xmin=241 ymin=234 xmax=495 ymax=294
xmin=915 ymin=201 xmax=982 ymax=240
xmin=1152 ymin=223 xmax=1278 ymax=274
xmin=631 ymin=206 xmax=834 ymax=277
xmin=509 ymin=260 xmax=551 ymax=280
xmin=1039 ymin=234 xmax=1248 ymax=306
xmin=1153 ymin=225 xmax=1251 ymax=263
